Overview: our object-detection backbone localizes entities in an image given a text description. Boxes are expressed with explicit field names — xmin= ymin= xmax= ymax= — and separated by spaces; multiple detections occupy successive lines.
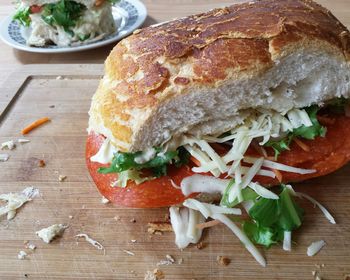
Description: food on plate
xmin=13 ymin=0 xmax=117 ymax=47
xmin=86 ymin=0 xmax=350 ymax=266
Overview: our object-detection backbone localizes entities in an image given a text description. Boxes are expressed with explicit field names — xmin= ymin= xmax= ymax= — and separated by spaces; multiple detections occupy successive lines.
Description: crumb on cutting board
xmin=36 ymin=224 xmax=68 ymax=243
xmin=58 ymin=175 xmax=67 ymax=182
xmin=17 ymin=250 xmax=27 ymax=260
xmin=147 ymin=222 xmax=173 ymax=234
xmin=217 ymin=256 xmax=231 ymax=266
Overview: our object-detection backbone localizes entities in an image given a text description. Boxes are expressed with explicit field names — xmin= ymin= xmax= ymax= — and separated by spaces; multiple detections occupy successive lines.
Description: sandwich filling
xmin=13 ymin=0 xmax=117 ymax=46
xmin=90 ymin=98 xmax=349 ymax=266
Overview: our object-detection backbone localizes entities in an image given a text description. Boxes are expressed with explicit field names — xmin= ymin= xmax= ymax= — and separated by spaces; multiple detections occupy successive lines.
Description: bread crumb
xmin=114 ymin=216 xmax=121 ymax=221
xmin=144 ymin=271 xmax=156 ymax=280
xmin=178 ymin=258 xmax=183 ymax=264
xmin=0 ymin=154 xmax=9 ymax=162
xmin=17 ymin=251 xmax=27 ymax=260
xmin=147 ymin=222 xmax=173 ymax=234
xmin=26 ymin=243 xmax=36 ymax=250
xmin=58 ymin=175 xmax=67 ymax=182
xmin=196 ymin=242 xmax=205 ymax=250
xmin=157 ymin=254 xmax=175 ymax=266
xmin=130 ymin=218 xmax=136 ymax=223
xmin=312 ymin=271 xmax=316 ymax=276
xmin=153 ymin=269 xmax=165 ymax=279
xmin=1 ymin=140 xmax=15 ymax=150
xmin=101 ymin=196 xmax=109 ymax=204
xmin=38 ymin=160 xmax=46 ymax=167
xmin=316 ymin=276 xmax=322 ymax=280
xmin=131 ymin=239 xmax=137 ymax=243
xmin=68 ymin=215 xmax=73 ymax=219
xmin=37 ymin=224 xmax=68 ymax=243
xmin=56 ymin=76 xmax=63 ymax=80
xmin=217 ymin=256 xmax=231 ymax=266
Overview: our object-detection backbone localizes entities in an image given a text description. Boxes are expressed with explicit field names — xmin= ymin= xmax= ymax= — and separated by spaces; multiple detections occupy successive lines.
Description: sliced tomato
xmin=30 ymin=5 xmax=42 ymax=13
xmin=86 ymin=115 xmax=350 ymax=208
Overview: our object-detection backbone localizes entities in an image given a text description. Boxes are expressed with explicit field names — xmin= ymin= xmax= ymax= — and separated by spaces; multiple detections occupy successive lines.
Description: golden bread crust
xmin=89 ymin=0 xmax=350 ymax=151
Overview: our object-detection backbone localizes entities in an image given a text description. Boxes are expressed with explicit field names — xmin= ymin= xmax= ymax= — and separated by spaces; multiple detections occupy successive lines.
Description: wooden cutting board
xmin=0 ymin=64 xmax=349 ymax=280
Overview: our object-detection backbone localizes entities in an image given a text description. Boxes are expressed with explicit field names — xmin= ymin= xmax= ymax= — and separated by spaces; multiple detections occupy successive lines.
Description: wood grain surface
xmin=0 ymin=0 xmax=349 ymax=86
xmin=0 ymin=64 xmax=349 ymax=280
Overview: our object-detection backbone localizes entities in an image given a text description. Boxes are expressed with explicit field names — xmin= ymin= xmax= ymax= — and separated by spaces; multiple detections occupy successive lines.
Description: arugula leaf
xmin=243 ymin=221 xmax=279 ymax=248
xmin=264 ymin=136 xmax=292 ymax=160
xmin=78 ymin=33 xmax=90 ymax=41
xmin=41 ymin=0 xmax=86 ymax=35
xmin=13 ymin=6 xmax=31 ymax=27
xmin=292 ymin=105 xmax=326 ymax=140
xmin=244 ymin=185 xmax=304 ymax=247
xmin=220 ymin=179 xmax=259 ymax=208
xmin=98 ymin=147 xmax=189 ymax=178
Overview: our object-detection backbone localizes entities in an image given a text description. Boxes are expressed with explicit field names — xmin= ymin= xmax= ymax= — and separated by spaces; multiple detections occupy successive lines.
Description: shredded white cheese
xmin=294 ymin=192 xmax=336 ymax=224
xmin=283 ymin=231 xmax=292 ymax=251
xmin=123 ymin=249 xmax=135 ymax=256
xmin=17 ymin=139 xmax=30 ymax=144
xmin=183 ymin=198 xmax=241 ymax=218
xmin=169 ymin=206 xmax=204 ymax=249
xmin=248 ymin=182 xmax=279 ymax=200
xmin=17 ymin=250 xmax=27 ymax=260
xmin=180 ymin=175 xmax=230 ymax=196
xmin=76 ymin=233 xmax=105 ymax=252
xmin=0 ymin=187 xmax=40 ymax=220
xmin=0 ymin=154 xmax=9 ymax=162
xmin=36 ymin=224 xmax=68 ymax=243
xmin=181 ymin=198 xmax=265 ymax=267
xmin=1 ymin=140 xmax=15 ymax=150
xmin=244 ymin=157 xmax=316 ymax=175
xmin=307 ymin=240 xmax=326 ymax=256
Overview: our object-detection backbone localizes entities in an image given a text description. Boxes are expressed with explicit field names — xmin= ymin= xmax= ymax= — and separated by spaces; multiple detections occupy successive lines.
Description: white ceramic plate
xmin=0 ymin=0 xmax=147 ymax=53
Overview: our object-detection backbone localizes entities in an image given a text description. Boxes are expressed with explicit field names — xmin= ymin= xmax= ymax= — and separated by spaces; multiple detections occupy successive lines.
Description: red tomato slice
xmin=30 ymin=5 xmax=42 ymax=13
xmin=86 ymin=115 xmax=350 ymax=208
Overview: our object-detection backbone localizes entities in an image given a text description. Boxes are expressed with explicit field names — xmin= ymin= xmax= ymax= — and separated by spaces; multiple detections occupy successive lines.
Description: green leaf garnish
xmin=13 ymin=6 xmax=31 ymax=27
xmin=243 ymin=221 xmax=279 ymax=248
xmin=244 ymin=185 xmax=304 ymax=248
xmin=98 ymin=147 xmax=189 ymax=178
xmin=41 ymin=0 xmax=86 ymax=35
xmin=220 ymin=179 xmax=259 ymax=207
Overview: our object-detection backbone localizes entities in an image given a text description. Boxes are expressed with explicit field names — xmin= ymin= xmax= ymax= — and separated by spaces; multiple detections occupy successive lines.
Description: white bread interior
xmin=88 ymin=0 xmax=350 ymax=152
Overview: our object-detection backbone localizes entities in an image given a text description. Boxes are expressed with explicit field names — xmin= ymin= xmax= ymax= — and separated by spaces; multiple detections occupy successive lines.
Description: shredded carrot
xmin=273 ymin=169 xmax=283 ymax=183
xmin=21 ymin=117 xmax=50 ymax=135
xmin=190 ymin=156 xmax=201 ymax=167
xmin=293 ymin=138 xmax=310 ymax=152
xmin=196 ymin=219 xmax=221 ymax=230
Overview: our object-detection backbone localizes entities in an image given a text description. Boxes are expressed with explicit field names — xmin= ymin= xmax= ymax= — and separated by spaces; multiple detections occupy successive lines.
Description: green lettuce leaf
xmin=13 ymin=6 xmax=31 ymax=27
xmin=98 ymin=147 xmax=189 ymax=178
xmin=41 ymin=0 xmax=86 ymax=35
xmin=244 ymin=185 xmax=304 ymax=247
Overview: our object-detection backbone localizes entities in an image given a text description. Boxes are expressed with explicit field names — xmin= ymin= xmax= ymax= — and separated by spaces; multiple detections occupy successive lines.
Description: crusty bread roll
xmin=88 ymin=0 xmax=350 ymax=152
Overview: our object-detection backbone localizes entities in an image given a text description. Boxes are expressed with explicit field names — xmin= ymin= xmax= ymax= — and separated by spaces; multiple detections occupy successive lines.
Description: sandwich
xmin=13 ymin=0 xmax=117 ymax=46
xmin=86 ymin=0 xmax=350 ymax=266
